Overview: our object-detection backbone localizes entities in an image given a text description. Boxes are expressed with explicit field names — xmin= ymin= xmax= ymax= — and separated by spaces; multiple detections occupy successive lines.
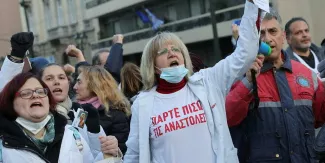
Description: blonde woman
xmin=120 ymin=62 xmax=143 ymax=104
xmin=124 ymin=1 xmax=259 ymax=163
xmin=74 ymin=66 xmax=130 ymax=154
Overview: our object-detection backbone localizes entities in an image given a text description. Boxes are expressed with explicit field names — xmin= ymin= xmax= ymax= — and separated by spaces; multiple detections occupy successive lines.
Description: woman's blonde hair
xmin=120 ymin=62 xmax=143 ymax=99
xmin=81 ymin=66 xmax=130 ymax=116
xmin=140 ymin=32 xmax=193 ymax=90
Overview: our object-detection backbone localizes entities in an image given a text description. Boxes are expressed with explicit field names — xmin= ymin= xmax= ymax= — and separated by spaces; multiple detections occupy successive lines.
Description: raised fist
xmin=65 ymin=45 xmax=82 ymax=58
xmin=113 ymin=34 xmax=124 ymax=44
xmin=10 ymin=32 xmax=34 ymax=58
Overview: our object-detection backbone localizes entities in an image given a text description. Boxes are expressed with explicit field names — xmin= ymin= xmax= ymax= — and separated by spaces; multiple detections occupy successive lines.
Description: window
xmin=26 ymin=7 xmax=34 ymax=32
xmin=99 ymin=18 xmax=115 ymax=39
xmin=56 ymin=0 xmax=64 ymax=26
xmin=204 ymin=0 xmax=210 ymax=13
xmin=43 ymin=0 xmax=52 ymax=29
xmin=136 ymin=16 xmax=149 ymax=29
xmin=68 ymin=0 xmax=77 ymax=24
xmin=175 ymin=1 xmax=190 ymax=20
xmin=114 ymin=21 xmax=121 ymax=34
xmin=119 ymin=15 xmax=136 ymax=33
xmin=190 ymin=0 xmax=203 ymax=16
xmin=167 ymin=5 xmax=177 ymax=22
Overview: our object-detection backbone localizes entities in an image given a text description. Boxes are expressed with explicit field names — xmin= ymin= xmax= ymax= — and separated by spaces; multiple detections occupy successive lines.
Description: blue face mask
xmin=159 ymin=65 xmax=189 ymax=83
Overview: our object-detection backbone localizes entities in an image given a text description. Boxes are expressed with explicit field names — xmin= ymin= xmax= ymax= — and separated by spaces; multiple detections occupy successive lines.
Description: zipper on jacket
xmin=273 ymin=69 xmax=293 ymax=159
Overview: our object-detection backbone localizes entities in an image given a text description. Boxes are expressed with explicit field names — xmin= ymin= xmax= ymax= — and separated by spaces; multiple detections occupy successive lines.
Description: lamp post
xmin=20 ymin=0 xmax=35 ymax=58
xmin=209 ymin=0 xmax=222 ymax=62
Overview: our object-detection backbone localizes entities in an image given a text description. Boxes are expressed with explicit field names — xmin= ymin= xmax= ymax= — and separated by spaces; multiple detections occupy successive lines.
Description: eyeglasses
xmin=16 ymin=88 xmax=48 ymax=99
xmin=157 ymin=47 xmax=181 ymax=55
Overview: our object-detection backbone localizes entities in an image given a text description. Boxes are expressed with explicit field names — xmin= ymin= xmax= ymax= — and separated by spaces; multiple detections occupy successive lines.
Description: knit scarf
xmin=156 ymin=78 xmax=187 ymax=94
xmin=24 ymin=114 xmax=55 ymax=153
xmin=56 ymin=97 xmax=73 ymax=119
xmin=78 ymin=97 xmax=101 ymax=109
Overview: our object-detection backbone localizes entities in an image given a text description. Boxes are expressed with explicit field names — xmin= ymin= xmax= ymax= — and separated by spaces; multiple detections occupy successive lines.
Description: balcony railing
xmin=86 ymin=0 xmax=112 ymax=9
xmin=91 ymin=4 xmax=244 ymax=50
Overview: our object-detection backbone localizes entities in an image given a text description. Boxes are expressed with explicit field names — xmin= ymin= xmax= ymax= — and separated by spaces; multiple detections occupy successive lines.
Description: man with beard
xmin=285 ymin=17 xmax=325 ymax=74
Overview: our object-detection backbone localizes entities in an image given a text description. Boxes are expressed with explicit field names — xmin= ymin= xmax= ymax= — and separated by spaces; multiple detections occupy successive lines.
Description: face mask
xmin=16 ymin=115 xmax=51 ymax=135
xmin=159 ymin=65 xmax=189 ymax=83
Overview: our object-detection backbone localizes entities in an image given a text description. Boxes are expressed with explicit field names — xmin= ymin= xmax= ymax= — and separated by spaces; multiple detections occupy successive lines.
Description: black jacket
xmin=98 ymin=106 xmax=130 ymax=155
xmin=286 ymin=43 xmax=325 ymax=63
xmin=0 ymin=112 xmax=67 ymax=163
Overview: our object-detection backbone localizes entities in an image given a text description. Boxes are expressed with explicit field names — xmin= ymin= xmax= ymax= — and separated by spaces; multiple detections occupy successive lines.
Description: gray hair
xmin=263 ymin=8 xmax=282 ymax=25
xmin=140 ymin=32 xmax=193 ymax=90
xmin=92 ymin=49 xmax=110 ymax=65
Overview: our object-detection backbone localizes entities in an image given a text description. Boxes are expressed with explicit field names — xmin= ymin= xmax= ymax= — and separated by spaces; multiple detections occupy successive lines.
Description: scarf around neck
xmin=56 ymin=97 xmax=73 ymax=119
xmin=156 ymin=78 xmax=187 ymax=94
xmin=20 ymin=114 xmax=55 ymax=153
xmin=78 ymin=97 xmax=101 ymax=109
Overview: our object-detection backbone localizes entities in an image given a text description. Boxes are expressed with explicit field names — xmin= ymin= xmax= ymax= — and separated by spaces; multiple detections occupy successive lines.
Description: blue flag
xmin=144 ymin=8 xmax=164 ymax=30
xmin=136 ymin=11 xmax=150 ymax=24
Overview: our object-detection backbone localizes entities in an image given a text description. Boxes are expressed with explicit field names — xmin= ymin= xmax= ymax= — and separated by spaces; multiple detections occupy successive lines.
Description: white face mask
xmin=159 ymin=65 xmax=189 ymax=83
xmin=16 ymin=115 xmax=51 ymax=135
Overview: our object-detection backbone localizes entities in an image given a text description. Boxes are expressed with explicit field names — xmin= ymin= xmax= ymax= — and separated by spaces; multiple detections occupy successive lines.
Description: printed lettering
xmin=165 ymin=123 xmax=171 ymax=133
xmin=154 ymin=126 xmax=163 ymax=138
xmin=195 ymin=114 xmax=201 ymax=124
xmin=199 ymin=113 xmax=206 ymax=122
xmin=152 ymin=116 xmax=157 ymax=125
xmin=188 ymin=104 xmax=193 ymax=113
xmin=174 ymin=108 xmax=180 ymax=118
xmin=189 ymin=116 xmax=195 ymax=125
xmin=162 ymin=112 xmax=168 ymax=121
xmin=197 ymin=100 xmax=203 ymax=110
xmin=191 ymin=103 xmax=197 ymax=112
xmin=175 ymin=121 xmax=182 ymax=130
xmin=167 ymin=109 xmax=174 ymax=119
xmin=157 ymin=115 xmax=164 ymax=124
xmin=180 ymin=119 xmax=186 ymax=129
xmin=182 ymin=105 xmax=189 ymax=115
xmin=169 ymin=121 xmax=176 ymax=132
xmin=152 ymin=100 xmax=210 ymax=137
xmin=181 ymin=117 xmax=189 ymax=127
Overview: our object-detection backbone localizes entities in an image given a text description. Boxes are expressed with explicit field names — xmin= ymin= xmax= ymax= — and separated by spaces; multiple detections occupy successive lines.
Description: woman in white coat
xmin=124 ymin=1 xmax=259 ymax=163
xmin=0 ymin=72 xmax=108 ymax=163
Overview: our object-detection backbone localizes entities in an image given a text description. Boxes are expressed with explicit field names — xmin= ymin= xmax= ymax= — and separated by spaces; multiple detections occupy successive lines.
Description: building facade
xmin=19 ymin=0 xmax=95 ymax=64
xmin=0 ymin=0 xmax=22 ymax=66
xmin=273 ymin=0 xmax=325 ymax=46
xmin=87 ymin=0 xmax=246 ymax=66
xmin=20 ymin=0 xmax=325 ymax=66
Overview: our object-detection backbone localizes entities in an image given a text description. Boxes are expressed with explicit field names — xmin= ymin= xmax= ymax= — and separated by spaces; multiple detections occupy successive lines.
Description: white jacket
xmin=0 ymin=57 xmax=107 ymax=159
xmin=124 ymin=1 xmax=259 ymax=163
xmin=0 ymin=125 xmax=104 ymax=163
xmin=0 ymin=57 xmax=24 ymax=92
